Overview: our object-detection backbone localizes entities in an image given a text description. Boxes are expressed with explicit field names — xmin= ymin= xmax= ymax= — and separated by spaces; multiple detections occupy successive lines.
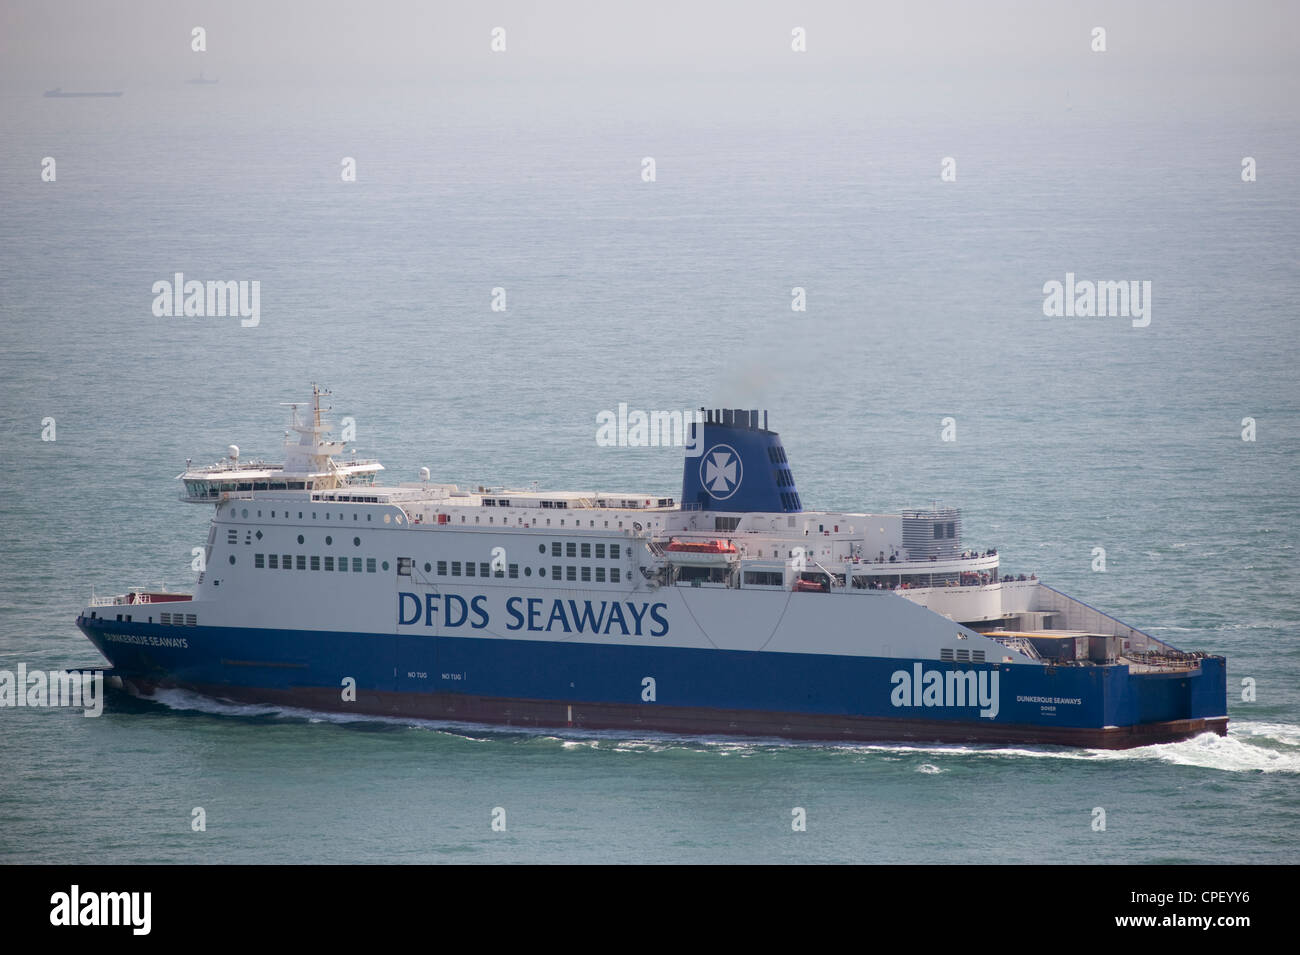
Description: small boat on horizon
xmin=44 ymin=88 xmax=123 ymax=98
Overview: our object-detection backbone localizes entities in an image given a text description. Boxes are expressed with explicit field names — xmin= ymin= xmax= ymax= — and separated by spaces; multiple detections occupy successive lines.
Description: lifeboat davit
xmin=664 ymin=538 xmax=738 ymax=565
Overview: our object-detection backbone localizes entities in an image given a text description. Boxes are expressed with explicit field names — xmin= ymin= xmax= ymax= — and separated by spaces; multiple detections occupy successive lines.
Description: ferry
xmin=76 ymin=388 xmax=1229 ymax=748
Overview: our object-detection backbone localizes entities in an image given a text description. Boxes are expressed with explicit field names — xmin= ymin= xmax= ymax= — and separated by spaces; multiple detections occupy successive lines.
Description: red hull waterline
xmin=114 ymin=677 xmax=1229 ymax=750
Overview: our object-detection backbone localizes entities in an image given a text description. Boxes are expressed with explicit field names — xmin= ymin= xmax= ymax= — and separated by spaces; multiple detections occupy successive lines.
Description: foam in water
xmin=137 ymin=688 xmax=1300 ymax=773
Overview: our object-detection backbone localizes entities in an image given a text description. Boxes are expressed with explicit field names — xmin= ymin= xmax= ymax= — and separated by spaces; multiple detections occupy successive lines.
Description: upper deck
xmin=178 ymin=386 xmax=382 ymax=501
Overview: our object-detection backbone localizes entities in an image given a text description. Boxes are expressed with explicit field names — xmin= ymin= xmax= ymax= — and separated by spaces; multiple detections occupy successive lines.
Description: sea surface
xmin=0 ymin=81 xmax=1297 ymax=864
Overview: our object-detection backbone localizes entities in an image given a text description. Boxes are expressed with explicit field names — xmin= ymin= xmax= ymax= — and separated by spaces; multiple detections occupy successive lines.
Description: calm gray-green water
xmin=1 ymin=82 xmax=1297 ymax=864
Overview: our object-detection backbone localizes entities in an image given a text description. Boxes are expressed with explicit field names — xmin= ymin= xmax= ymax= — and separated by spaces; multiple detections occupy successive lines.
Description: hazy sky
xmin=2 ymin=1 xmax=1297 ymax=119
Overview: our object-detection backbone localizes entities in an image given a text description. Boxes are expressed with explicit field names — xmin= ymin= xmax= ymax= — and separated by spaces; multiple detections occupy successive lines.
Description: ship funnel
xmin=228 ymin=444 xmax=240 ymax=461
xmin=680 ymin=408 xmax=801 ymax=513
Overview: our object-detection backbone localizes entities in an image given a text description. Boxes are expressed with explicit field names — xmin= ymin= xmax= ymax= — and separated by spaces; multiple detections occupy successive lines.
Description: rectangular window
xmin=580 ymin=542 xmax=591 ymax=558
xmin=595 ymin=543 xmax=605 ymax=559
xmin=268 ymin=554 xmax=278 ymax=569
xmin=566 ymin=566 xmax=576 ymax=581
xmin=310 ymin=555 xmax=320 ymax=571
xmin=325 ymin=556 xmax=334 ymax=571
xmin=339 ymin=556 xmax=348 ymax=572
xmin=437 ymin=560 xmax=447 ymax=575
xmin=480 ymin=562 xmax=490 ymax=577
xmin=283 ymin=554 xmax=292 ymax=570
xmin=255 ymin=553 xmax=265 ymax=568
xmin=595 ymin=567 xmax=606 ymax=583
xmin=551 ymin=542 xmax=561 ymax=557
xmin=611 ymin=568 xmax=621 ymax=583
xmin=352 ymin=557 xmax=362 ymax=572
xmin=366 ymin=558 xmax=376 ymax=573
xmin=581 ymin=566 xmax=591 ymax=582
xmin=466 ymin=562 xmax=476 ymax=577
xmin=452 ymin=562 xmax=462 ymax=576
xmin=610 ymin=544 xmax=620 ymax=559
xmin=566 ymin=542 xmax=576 ymax=558
xmin=296 ymin=555 xmax=306 ymax=570
xmin=552 ymin=565 xmax=561 ymax=580
xmin=508 ymin=564 xmax=518 ymax=579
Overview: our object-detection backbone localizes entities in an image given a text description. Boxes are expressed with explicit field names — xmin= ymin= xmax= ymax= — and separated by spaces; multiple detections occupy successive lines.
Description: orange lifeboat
xmin=664 ymin=538 xmax=738 ymax=565
xmin=794 ymin=579 xmax=828 ymax=593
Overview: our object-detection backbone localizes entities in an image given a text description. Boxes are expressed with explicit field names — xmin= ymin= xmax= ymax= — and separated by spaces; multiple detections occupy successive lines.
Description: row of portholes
xmin=234 ymin=506 xmax=374 ymax=523
xmin=291 ymin=533 xmax=363 ymax=547
xmin=247 ymin=553 xmax=389 ymax=573
xmin=420 ymin=561 xmax=535 ymax=577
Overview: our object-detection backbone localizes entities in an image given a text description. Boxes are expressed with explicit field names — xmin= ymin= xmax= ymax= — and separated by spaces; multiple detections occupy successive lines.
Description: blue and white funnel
xmin=681 ymin=409 xmax=802 ymax=513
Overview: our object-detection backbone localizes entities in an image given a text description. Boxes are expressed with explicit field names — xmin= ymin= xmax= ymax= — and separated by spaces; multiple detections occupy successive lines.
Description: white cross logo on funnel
xmin=700 ymin=444 xmax=743 ymax=500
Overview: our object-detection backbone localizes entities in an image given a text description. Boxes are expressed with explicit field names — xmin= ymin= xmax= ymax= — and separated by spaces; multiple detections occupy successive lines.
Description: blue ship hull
xmin=76 ymin=614 xmax=1228 ymax=748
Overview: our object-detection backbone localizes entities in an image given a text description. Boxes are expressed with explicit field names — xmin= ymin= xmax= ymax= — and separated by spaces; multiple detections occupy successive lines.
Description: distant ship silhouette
xmin=44 ymin=88 xmax=123 ymax=98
